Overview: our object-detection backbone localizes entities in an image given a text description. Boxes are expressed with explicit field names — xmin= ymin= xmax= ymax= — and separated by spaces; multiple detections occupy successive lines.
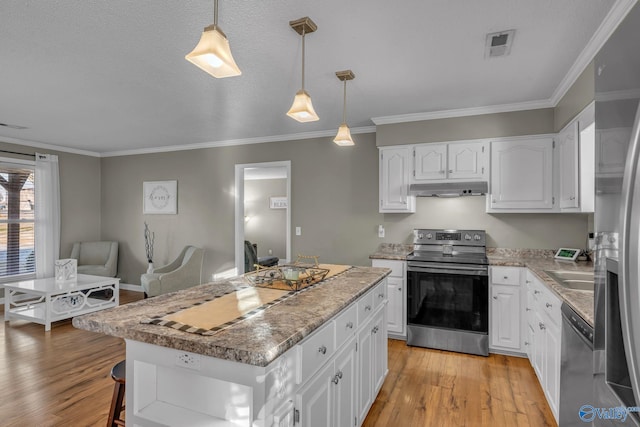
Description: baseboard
xmin=120 ymin=283 xmax=144 ymax=292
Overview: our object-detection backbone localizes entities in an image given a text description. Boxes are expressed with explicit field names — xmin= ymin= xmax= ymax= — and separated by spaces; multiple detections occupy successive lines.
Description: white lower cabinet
xmin=525 ymin=270 xmax=561 ymax=423
xmin=371 ymin=259 xmax=406 ymax=338
xmin=489 ymin=266 xmax=523 ymax=352
xmin=296 ymin=281 xmax=388 ymax=427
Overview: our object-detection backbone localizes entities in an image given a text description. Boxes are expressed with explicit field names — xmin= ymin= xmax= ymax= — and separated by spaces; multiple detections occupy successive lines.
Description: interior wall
xmin=376 ymin=108 xmax=555 ymax=146
xmin=554 ymin=62 xmax=595 ymax=132
xmin=244 ymin=178 xmax=287 ymax=259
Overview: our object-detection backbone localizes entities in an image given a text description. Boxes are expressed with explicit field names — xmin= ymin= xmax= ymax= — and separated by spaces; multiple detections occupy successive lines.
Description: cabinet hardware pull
xmin=440 ymin=170 xmax=445 ymax=174
xmin=372 ymin=326 xmax=378 ymax=334
xmin=318 ymin=345 xmax=327 ymax=355
xmin=534 ymin=290 xmax=541 ymax=295
xmin=337 ymin=370 xmax=343 ymax=379
xmin=539 ymin=322 xmax=545 ymax=330
xmin=526 ymin=308 xmax=531 ymax=312
xmin=546 ymin=303 xmax=552 ymax=308
xmin=524 ymin=341 xmax=529 ymax=346
xmin=378 ymin=293 xmax=384 ymax=299
xmin=448 ymin=170 xmax=453 ymax=173
xmin=503 ymin=276 xmax=508 ymax=279
xmin=365 ymin=305 xmax=371 ymax=312
xmin=398 ymin=287 xmax=402 ymax=291
xmin=332 ymin=375 xmax=340 ymax=385
xmin=346 ymin=321 xmax=353 ymax=329
xmin=493 ymin=296 xmax=498 ymax=300
xmin=526 ymin=280 xmax=531 ymax=284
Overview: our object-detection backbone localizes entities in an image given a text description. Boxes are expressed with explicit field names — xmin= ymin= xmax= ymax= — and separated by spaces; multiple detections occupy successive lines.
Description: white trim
xmin=101 ymin=126 xmax=377 ymax=158
xmin=378 ymin=133 xmax=557 ymax=149
xmin=0 ymin=155 xmax=35 ymax=167
xmin=235 ymin=161 xmax=291 ymax=276
xmin=549 ymin=0 xmax=638 ymax=106
xmin=120 ymin=283 xmax=144 ymax=292
xmin=595 ymin=88 xmax=640 ymax=102
xmin=0 ymin=135 xmax=101 ymax=157
xmin=371 ymin=99 xmax=553 ymax=125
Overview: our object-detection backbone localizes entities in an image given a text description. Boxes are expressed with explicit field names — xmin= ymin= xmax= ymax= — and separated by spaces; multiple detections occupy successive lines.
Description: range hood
xmin=409 ymin=181 xmax=488 ymax=197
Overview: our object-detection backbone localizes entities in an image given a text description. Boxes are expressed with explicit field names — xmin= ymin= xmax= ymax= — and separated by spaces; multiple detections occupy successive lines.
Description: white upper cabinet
xmin=489 ymin=137 xmax=554 ymax=211
xmin=379 ymin=146 xmax=415 ymax=213
xmin=558 ymin=122 xmax=579 ymax=209
xmin=558 ymin=103 xmax=595 ymax=213
xmin=412 ymin=141 xmax=487 ymax=182
xmin=597 ymin=127 xmax=632 ymax=177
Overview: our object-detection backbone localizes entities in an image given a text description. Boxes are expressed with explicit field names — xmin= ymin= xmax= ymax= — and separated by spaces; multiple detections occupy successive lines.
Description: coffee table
xmin=3 ymin=274 xmax=120 ymax=331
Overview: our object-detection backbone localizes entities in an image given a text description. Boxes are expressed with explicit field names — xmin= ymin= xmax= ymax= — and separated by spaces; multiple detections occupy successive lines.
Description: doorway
xmin=235 ymin=161 xmax=291 ymax=275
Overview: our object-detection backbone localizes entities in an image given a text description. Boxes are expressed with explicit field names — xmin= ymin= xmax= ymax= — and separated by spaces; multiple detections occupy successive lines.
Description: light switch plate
xmin=378 ymin=225 xmax=385 ymax=238
xmin=295 ymin=227 xmax=301 ymax=236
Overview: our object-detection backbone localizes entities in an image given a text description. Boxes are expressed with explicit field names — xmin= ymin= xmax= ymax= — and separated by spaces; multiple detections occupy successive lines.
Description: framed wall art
xmin=269 ymin=196 xmax=287 ymax=209
xmin=143 ymin=180 xmax=177 ymax=214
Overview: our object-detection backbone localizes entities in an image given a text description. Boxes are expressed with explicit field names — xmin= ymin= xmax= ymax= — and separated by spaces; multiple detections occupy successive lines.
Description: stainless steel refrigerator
xmin=594 ymin=2 xmax=640 ymax=425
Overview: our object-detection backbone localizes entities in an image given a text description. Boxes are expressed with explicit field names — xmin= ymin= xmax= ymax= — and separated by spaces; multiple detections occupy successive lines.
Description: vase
xmin=147 ymin=262 xmax=154 ymax=274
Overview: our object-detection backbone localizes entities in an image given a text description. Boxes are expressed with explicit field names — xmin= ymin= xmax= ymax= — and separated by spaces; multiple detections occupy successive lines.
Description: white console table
xmin=4 ymin=274 xmax=120 ymax=331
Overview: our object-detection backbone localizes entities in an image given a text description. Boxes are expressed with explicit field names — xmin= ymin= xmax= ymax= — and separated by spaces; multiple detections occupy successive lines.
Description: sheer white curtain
xmin=35 ymin=153 xmax=60 ymax=279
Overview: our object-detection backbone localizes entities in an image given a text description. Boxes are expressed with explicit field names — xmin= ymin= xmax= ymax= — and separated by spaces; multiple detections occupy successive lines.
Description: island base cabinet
xmin=357 ymin=306 xmax=388 ymax=425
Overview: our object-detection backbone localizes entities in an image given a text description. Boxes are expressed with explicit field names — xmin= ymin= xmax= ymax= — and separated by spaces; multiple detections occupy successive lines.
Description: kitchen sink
xmin=544 ymin=270 xmax=594 ymax=292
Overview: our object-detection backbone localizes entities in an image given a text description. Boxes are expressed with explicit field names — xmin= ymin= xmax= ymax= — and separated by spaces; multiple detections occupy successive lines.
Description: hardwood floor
xmin=363 ymin=339 xmax=556 ymax=427
xmin=1 ymin=292 xmax=555 ymax=426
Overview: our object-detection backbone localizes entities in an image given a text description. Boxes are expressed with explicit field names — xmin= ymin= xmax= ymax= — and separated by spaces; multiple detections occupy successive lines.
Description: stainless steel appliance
xmin=594 ymin=2 xmax=640 ymax=423
xmin=406 ymin=229 xmax=489 ymax=356
xmin=560 ymin=302 xmax=594 ymax=426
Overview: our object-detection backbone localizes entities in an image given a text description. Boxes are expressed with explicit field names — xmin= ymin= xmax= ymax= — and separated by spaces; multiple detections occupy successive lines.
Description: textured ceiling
xmin=0 ymin=0 xmax=618 ymax=154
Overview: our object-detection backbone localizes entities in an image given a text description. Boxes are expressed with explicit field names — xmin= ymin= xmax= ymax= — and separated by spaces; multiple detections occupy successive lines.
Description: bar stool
xmin=107 ymin=360 xmax=126 ymax=427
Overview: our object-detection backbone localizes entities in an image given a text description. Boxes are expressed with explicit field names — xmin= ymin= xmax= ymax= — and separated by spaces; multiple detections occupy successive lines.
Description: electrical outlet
xmin=296 ymin=227 xmax=301 ymax=236
xmin=378 ymin=225 xmax=385 ymax=238
xmin=176 ymin=352 xmax=201 ymax=371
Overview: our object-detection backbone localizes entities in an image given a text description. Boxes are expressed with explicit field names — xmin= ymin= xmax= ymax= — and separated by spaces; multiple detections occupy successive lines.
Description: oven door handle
xmin=407 ymin=265 xmax=488 ymax=276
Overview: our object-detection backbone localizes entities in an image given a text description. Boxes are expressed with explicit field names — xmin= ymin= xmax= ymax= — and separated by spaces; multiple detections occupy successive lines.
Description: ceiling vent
xmin=485 ymin=29 xmax=515 ymax=58
xmin=0 ymin=122 xmax=28 ymax=130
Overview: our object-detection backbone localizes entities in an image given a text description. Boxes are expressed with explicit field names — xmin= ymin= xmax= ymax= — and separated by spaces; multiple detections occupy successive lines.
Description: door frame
xmin=235 ymin=161 xmax=291 ymax=275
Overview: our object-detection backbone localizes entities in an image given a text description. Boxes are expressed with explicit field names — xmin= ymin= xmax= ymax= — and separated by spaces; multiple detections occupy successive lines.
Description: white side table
xmin=4 ymin=274 xmax=120 ymax=331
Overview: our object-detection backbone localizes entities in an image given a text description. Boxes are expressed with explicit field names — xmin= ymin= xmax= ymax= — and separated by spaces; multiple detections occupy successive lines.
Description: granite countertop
xmin=369 ymin=243 xmax=414 ymax=260
xmin=72 ymin=266 xmax=390 ymax=367
xmin=487 ymin=249 xmax=594 ymax=326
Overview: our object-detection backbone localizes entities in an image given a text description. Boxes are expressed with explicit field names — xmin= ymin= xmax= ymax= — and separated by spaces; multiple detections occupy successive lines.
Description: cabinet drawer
xmin=372 ymin=280 xmax=387 ymax=310
xmin=491 ymin=267 xmax=521 ymax=286
xmin=296 ymin=322 xmax=336 ymax=384
xmin=335 ymin=304 xmax=357 ymax=350
xmin=358 ymin=291 xmax=375 ymax=325
xmin=371 ymin=259 xmax=404 ymax=278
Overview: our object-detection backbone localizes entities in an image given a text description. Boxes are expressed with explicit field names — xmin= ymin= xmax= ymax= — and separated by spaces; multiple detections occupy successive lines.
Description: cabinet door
xmin=448 ymin=141 xmax=487 ymax=180
xmin=544 ymin=323 xmax=561 ymax=420
xmin=413 ymin=143 xmax=447 ymax=180
xmin=490 ymin=284 xmax=521 ymax=350
xmin=490 ymin=138 xmax=554 ymax=210
xmin=558 ymin=122 xmax=579 ymax=209
xmin=532 ymin=309 xmax=545 ymax=382
xmin=296 ymin=361 xmax=334 ymax=427
xmin=357 ymin=317 xmax=374 ymax=423
xmin=379 ymin=147 xmax=415 ymax=213
xmin=386 ymin=277 xmax=403 ymax=335
xmin=333 ymin=339 xmax=357 ymax=427
xmin=372 ymin=309 xmax=388 ymax=394
xmin=596 ymin=127 xmax=632 ymax=177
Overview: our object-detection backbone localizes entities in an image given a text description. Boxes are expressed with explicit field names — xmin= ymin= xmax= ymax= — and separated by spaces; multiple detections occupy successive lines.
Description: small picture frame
xmin=144 ymin=180 xmax=177 ymax=214
xmin=55 ymin=259 xmax=77 ymax=282
xmin=270 ymin=196 xmax=287 ymax=209
xmin=554 ymin=248 xmax=581 ymax=261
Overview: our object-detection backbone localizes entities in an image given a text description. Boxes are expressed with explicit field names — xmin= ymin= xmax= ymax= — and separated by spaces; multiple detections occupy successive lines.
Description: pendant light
xmin=185 ymin=0 xmax=241 ymax=78
xmin=286 ymin=17 xmax=319 ymax=123
xmin=333 ymin=70 xmax=355 ymax=146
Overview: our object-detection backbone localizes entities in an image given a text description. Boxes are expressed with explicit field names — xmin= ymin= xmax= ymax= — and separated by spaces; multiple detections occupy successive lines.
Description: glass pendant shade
xmin=334 ymin=123 xmax=355 ymax=146
xmin=185 ymin=25 xmax=241 ymax=78
xmin=286 ymin=90 xmax=319 ymax=122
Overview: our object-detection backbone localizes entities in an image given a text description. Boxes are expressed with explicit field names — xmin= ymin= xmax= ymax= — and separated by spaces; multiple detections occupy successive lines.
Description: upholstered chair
xmin=140 ymin=246 xmax=204 ymax=297
xmin=70 ymin=241 xmax=119 ymax=277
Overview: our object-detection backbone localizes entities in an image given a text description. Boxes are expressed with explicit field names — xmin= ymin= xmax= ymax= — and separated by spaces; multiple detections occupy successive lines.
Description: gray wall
xmin=245 ymin=178 xmax=287 ymax=259
xmin=554 ymin=62 xmax=595 ymax=132
xmin=376 ymin=108 xmax=555 ymax=146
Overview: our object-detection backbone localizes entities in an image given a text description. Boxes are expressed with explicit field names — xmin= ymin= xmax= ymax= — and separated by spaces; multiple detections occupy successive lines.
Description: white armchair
xmin=70 ymin=241 xmax=119 ymax=277
xmin=140 ymin=246 xmax=204 ymax=297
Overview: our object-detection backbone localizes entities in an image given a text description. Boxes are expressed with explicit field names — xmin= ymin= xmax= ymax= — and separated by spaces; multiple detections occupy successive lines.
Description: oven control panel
xmin=413 ymin=229 xmax=486 ymax=246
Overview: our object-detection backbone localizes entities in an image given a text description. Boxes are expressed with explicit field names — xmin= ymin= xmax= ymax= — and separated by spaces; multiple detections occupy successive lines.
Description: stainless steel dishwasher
xmin=560 ymin=302 xmax=594 ymax=426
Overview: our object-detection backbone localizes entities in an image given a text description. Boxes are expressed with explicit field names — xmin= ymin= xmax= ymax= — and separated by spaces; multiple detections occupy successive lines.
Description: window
xmin=0 ymin=161 xmax=35 ymax=279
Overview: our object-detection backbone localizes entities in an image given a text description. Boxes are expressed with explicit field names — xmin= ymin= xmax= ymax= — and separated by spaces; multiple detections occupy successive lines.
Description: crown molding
xmin=100 ymin=126 xmax=377 ymax=157
xmin=595 ymin=88 xmax=640 ymax=102
xmin=0 ymin=135 xmax=101 ymax=157
xmin=549 ymin=0 xmax=638 ymax=106
xmin=371 ymin=99 xmax=553 ymax=126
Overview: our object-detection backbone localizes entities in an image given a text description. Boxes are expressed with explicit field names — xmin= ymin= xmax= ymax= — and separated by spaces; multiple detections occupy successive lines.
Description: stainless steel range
xmin=406 ymin=229 xmax=489 ymax=356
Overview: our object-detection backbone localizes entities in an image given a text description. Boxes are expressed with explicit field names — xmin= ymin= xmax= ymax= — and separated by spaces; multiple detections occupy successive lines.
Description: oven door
xmin=407 ymin=263 xmax=489 ymax=334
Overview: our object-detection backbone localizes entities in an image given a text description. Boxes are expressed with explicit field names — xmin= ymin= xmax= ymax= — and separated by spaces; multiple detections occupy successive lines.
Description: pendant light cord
xmin=301 ymin=28 xmax=306 ymax=91
xmin=342 ymin=79 xmax=347 ymax=124
xmin=213 ymin=0 xmax=219 ymax=27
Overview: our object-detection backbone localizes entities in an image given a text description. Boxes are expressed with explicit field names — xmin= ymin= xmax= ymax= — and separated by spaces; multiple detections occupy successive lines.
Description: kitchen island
xmin=73 ymin=265 xmax=390 ymax=427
